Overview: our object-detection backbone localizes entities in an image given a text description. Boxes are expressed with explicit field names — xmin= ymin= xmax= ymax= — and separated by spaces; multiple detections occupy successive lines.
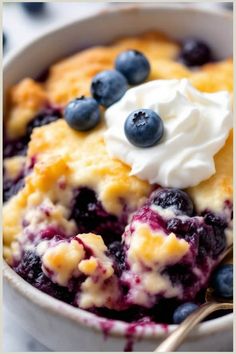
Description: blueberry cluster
xmin=64 ymin=50 xmax=151 ymax=133
xmin=64 ymin=39 xmax=212 ymax=148
xmin=172 ymin=263 xmax=233 ymax=324
xmin=128 ymin=187 xmax=232 ymax=324
xmin=158 ymin=187 xmax=232 ymax=324
xmin=64 ymin=49 xmax=165 ymax=148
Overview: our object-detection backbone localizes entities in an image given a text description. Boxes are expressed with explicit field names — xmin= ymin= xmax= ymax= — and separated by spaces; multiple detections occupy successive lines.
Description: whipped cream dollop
xmin=104 ymin=79 xmax=232 ymax=188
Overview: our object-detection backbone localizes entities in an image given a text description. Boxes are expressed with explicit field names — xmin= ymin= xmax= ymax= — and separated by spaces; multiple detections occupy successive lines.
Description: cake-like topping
xmin=39 ymin=233 xmax=121 ymax=309
xmin=104 ymin=79 xmax=232 ymax=188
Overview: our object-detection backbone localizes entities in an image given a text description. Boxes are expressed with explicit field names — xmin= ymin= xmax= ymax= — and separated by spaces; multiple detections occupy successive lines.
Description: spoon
xmin=155 ymin=245 xmax=233 ymax=352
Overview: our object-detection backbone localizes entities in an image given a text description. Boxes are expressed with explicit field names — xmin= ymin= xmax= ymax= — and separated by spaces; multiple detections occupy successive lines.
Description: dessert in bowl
xmin=3 ymin=6 xmax=233 ymax=351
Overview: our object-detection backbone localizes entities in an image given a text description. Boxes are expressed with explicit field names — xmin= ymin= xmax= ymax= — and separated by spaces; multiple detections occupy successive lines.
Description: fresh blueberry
xmin=151 ymin=188 xmax=194 ymax=216
xmin=91 ymin=70 xmax=128 ymax=107
xmin=179 ymin=38 xmax=211 ymax=67
xmin=124 ymin=109 xmax=164 ymax=148
xmin=21 ymin=2 xmax=46 ymax=15
xmin=167 ymin=218 xmax=193 ymax=235
xmin=173 ymin=303 xmax=198 ymax=324
xmin=3 ymin=31 xmax=6 ymax=50
xmin=115 ymin=50 xmax=150 ymax=85
xmin=204 ymin=212 xmax=227 ymax=229
xmin=64 ymin=96 xmax=100 ymax=131
xmin=211 ymin=264 xmax=233 ymax=299
xmin=14 ymin=250 xmax=43 ymax=282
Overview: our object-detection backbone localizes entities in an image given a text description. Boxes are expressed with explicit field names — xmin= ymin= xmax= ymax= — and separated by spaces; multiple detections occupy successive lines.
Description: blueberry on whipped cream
xmin=124 ymin=109 xmax=164 ymax=148
xmin=104 ymin=78 xmax=232 ymax=188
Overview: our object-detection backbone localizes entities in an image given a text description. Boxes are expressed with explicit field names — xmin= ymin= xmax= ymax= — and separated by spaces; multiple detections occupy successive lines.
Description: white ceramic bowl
xmin=3 ymin=5 xmax=233 ymax=352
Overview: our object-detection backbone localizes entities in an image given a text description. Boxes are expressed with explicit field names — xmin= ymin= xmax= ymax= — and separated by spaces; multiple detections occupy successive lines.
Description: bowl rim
xmin=3 ymin=3 xmax=233 ymax=341
xmin=3 ymin=3 xmax=233 ymax=69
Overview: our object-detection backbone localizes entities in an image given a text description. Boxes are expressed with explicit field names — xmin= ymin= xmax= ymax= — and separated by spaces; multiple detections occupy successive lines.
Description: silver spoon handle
xmin=155 ymin=302 xmax=233 ymax=352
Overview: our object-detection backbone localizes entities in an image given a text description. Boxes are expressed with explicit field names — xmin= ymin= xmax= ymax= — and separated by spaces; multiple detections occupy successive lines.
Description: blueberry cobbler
xmin=3 ymin=33 xmax=233 ymax=325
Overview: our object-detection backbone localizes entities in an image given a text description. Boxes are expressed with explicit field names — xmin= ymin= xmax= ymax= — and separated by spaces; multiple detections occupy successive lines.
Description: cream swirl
xmin=104 ymin=79 xmax=232 ymax=188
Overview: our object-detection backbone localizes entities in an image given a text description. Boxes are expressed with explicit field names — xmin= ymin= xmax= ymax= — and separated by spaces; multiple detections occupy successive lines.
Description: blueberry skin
xmin=173 ymin=303 xmax=198 ymax=324
xmin=151 ymin=188 xmax=194 ymax=216
xmin=64 ymin=97 xmax=101 ymax=131
xmin=211 ymin=264 xmax=233 ymax=299
xmin=91 ymin=70 xmax=128 ymax=107
xmin=3 ymin=31 xmax=6 ymax=50
xmin=124 ymin=109 xmax=164 ymax=148
xmin=21 ymin=2 xmax=45 ymax=15
xmin=180 ymin=38 xmax=211 ymax=67
xmin=115 ymin=50 xmax=151 ymax=85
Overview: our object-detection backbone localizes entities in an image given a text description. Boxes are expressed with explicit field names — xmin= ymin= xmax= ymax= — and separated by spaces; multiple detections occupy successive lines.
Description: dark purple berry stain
xmin=3 ymin=157 xmax=36 ymax=203
xmin=70 ymin=187 xmax=127 ymax=246
xmin=26 ymin=106 xmax=62 ymax=136
xmin=108 ymin=241 xmax=126 ymax=275
xmin=3 ymin=171 xmax=25 ymax=203
xmin=13 ymin=250 xmax=76 ymax=304
xmin=132 ymin=204 xmax=167 ymax=233
xmin=3 ymin=134 xmax=28 ymax=158
xmin=3 ymin=105 xmax=62 ymax=159
xmin=3 ymin=106 xmax=62 ymax=203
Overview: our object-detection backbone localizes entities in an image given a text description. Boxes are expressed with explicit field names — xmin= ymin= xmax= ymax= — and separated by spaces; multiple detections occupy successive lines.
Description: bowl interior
xmin=4 ymin=5 xmax=232 ymax=89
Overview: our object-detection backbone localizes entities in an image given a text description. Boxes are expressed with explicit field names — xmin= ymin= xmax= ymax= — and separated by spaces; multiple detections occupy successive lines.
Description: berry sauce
xmin=13 ymin=250 xmax=77 ymax=304
xmin=3 ymin=156 xmax=36 ymax=202
xmin=70 ymin=187 xmax=128 ymax=246
xmin=3 ymin=105 xmax=62 ymax=159
xmin=4 ymin=107 xmax=231 ymax=328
